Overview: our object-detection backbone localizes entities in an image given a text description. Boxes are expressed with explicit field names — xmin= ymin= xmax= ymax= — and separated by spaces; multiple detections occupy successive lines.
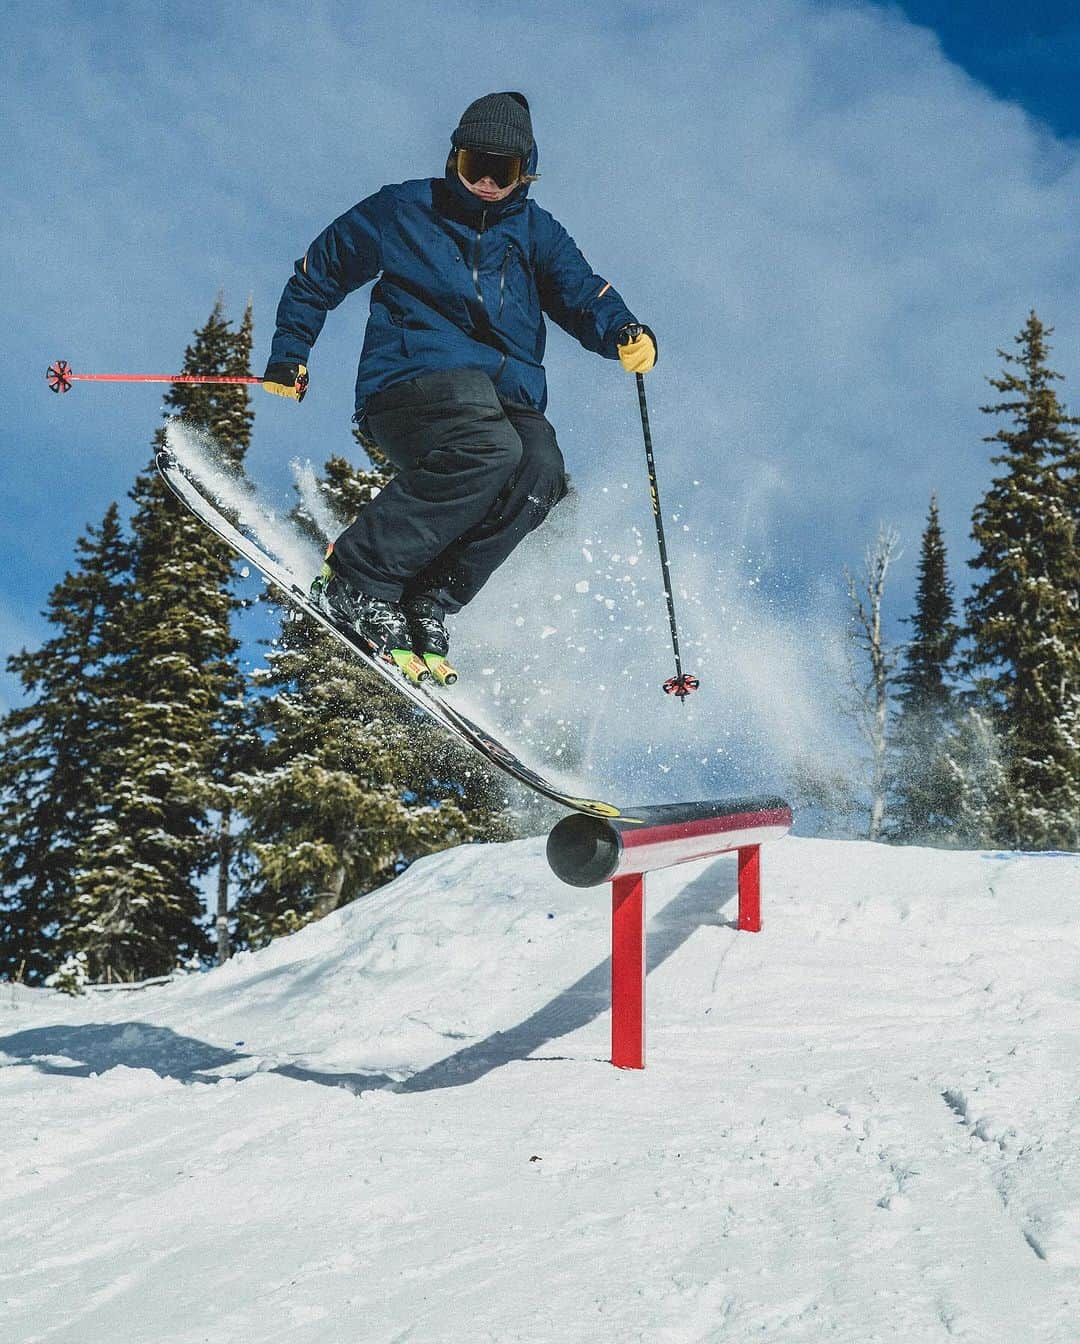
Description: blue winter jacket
xmin=269 ymin=149 xmax=639 ymax=416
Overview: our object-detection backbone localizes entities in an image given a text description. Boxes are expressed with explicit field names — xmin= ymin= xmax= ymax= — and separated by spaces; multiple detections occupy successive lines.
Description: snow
xmin=159 ymin=419 xmax=857 ymax=813
xmin=3 ymin=837 xmax=1079 ymax=1341
xmin=164 ymin=421 xmax=323 ymax=583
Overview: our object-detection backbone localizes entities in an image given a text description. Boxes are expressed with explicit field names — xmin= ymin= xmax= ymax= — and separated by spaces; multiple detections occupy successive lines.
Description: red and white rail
xmin=546 ymin=797 xmax=793 ymax=1068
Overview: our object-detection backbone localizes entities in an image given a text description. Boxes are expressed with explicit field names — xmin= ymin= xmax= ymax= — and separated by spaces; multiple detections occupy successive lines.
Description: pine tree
xmin=889 ymin=496 xmax=962 ymax=842
xmin=233 ymin=437 xmax=510 ymax=946
xmin=0 ymin=506 xmax=130 ymax=983
xmin=67 ymin=300 xmax=254 ymax=979
xmin=938 ymin=708 xmax=1010 ymax=849
xmin=965 ymin=312 xmax=1080 ymax=849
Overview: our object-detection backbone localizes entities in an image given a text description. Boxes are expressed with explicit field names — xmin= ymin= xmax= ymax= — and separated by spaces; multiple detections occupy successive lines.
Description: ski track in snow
xmin=2 ymin=838 xmax=1079 ymax=1342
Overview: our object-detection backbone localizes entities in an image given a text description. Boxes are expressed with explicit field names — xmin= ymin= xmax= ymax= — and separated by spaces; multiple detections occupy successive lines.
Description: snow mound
xmin=2 ymin=836 xmax=1079 ymax=1341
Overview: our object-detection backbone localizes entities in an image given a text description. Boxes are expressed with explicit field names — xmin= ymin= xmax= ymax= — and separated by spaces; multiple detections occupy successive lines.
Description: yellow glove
xmin=617 ymin=325 xmax=657 ymax=374
xmin=262 ymin=362 xmax=309 ymax=401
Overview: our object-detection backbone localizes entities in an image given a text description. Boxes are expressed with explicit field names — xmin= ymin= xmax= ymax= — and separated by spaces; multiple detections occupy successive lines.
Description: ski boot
xmin=402 ymin=596 xmax=458 ymax=686
xmin=312 ymin=564 xmax=429 ymax=685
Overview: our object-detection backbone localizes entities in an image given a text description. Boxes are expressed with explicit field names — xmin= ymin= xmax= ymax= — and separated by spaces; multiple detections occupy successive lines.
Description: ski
xmin=156 ymin=449 xmax=638 ymax=822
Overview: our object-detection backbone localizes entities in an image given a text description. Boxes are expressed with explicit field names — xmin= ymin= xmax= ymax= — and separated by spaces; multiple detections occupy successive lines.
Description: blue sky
xmin=4 ymin=0 xmax=1080 ymax=749
xmin=891 ymin=2 xmax=1080 ymax=138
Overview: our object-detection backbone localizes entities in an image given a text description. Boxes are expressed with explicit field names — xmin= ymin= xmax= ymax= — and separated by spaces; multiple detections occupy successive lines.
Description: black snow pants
xmin=329 ymin=368 xmax=568 ymax=616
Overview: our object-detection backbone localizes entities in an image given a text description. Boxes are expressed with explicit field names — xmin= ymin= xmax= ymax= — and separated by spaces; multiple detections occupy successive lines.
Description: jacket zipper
xmin=471 ymin=209 xmax=488 ymax=317
xmin=497 ymin=245 xmax=511 ymax=321
xmin=472 ymin=210 xmax=506 ymax=384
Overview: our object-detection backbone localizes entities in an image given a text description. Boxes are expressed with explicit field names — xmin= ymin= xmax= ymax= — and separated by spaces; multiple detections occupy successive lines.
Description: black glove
xmin=262 ymin=362 xmax=309 ymax=402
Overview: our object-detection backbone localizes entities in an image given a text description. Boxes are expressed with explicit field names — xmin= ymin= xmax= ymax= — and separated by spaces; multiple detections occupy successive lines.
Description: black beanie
xmin=451 ymin=91 xmax=534 ymax=158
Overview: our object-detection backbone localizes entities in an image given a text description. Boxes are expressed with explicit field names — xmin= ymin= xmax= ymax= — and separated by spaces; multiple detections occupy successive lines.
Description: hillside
xmin=2 ymin=836 xmax=1078 ymax=1342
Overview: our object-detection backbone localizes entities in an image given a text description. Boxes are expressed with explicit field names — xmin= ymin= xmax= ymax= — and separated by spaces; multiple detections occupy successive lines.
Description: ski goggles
xmin=455 ymin=147 xmax=523 ymax=189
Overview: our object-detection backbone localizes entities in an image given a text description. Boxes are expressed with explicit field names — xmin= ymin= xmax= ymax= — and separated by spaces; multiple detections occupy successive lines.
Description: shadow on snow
xmin=0 ymin=858 xmax=738 ymax=1096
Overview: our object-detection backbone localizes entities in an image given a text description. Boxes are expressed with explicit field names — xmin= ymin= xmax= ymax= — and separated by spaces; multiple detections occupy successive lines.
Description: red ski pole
xmin=46 ymin=359 xmax=307 ymax=400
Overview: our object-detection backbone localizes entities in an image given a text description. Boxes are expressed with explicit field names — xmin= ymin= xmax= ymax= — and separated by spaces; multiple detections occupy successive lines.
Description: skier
xmin=262 ymin=91 xmax=656 ymax=684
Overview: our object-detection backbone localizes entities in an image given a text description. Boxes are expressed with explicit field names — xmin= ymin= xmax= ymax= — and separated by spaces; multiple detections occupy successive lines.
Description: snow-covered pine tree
xmin=0 ymin=505 xmax=130 ymax=983
xmin=888 ymin=496 xmax=962 ymax=843
xmin=965 ymin=313 xmax=1080 ymax=850
xmin=938 ymin=707 xmax=1011 ymax=849
xmin=233 ymin=437 xmax=510 ymax=947
xmin=67 ymin=300 xmax=254 ymax=980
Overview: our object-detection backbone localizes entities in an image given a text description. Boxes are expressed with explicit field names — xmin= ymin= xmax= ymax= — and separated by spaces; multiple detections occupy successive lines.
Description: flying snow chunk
xmin=239 ymin=566 xmax=251 ymax=579
xmin=575 ymin=580 xmax=589 ymax=594
xmin=541 ymin=626 xmax=557 ymax=640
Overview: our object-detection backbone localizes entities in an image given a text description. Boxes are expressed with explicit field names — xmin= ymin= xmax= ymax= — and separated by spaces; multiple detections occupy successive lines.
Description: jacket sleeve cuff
xmin=269 ymin=336 xmax=312 ymax=367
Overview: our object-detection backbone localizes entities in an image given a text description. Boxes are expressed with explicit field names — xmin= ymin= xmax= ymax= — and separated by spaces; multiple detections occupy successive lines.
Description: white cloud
xmin=5 ymin=0 xmax=1080 ymax=792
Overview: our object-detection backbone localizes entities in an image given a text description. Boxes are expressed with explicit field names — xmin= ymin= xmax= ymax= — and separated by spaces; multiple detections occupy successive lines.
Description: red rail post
xmin=546 ymin=797 xmax=792 ymax=1069
xmin=737 ymin=845 xmax=762 ymax=932
xmin=611 ymin=873 xmax=646 ymax=1069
